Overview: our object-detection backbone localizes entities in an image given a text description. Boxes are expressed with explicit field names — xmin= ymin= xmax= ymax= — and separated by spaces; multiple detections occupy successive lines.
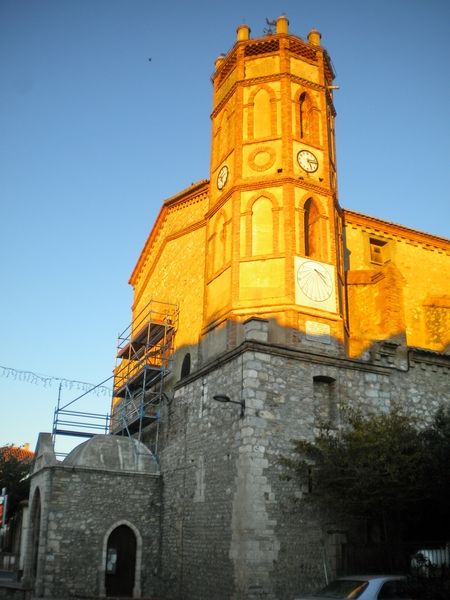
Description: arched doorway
xmin=105 ymin=524 xmax=137 ymax=597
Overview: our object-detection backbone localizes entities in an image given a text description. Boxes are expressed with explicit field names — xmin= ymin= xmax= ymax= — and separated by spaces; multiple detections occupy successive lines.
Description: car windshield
xmin=315 ymin=579 xmax=369 ymax=599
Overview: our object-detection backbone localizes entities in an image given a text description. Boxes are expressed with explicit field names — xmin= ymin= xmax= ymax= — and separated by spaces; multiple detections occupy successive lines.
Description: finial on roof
xmin=236 ymin=24 xmax=250 ymax=41
xmin=308 ymin=29 xmax=322 ymax=46
xmin=276 ymin=15 xmax=289 ymax=34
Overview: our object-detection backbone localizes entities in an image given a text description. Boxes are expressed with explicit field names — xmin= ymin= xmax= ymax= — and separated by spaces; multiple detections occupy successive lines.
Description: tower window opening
xmin=251 ymin=196 xmax=274 ymax=256
xmin=299 ymin=92 xmax=308 ymax=139
xmin=253 ymin=88 xmax=272 ymax=138
xmin=180 ymin=353 xmax=191 ymax=379
xmin=299 ymin=92 xmax=320 ymax=145
xmin=304 ymin=198 xmax=322 ymax=260
xmin=313 ymin=375 xmax=337 ymax=427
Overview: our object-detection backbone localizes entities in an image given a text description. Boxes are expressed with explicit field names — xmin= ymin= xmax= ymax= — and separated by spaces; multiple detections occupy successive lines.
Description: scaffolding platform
xmin=110 ymin=299 xmax=178 ymax=450
xmin=113 ymin=364 xmax=165 ymax=398
xmin=116 ymin=322 xmax=167 ymax=359
xmin=53 ymin=409 xmax=110 ymax=438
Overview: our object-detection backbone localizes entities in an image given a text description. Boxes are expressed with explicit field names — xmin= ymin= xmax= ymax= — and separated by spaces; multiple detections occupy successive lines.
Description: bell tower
xmin=204 ymin=16 xmax=347 ymax=350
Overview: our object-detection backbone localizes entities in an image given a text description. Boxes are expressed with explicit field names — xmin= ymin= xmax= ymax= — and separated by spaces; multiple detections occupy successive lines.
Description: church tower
xmin=204 ymin=16 xmax=347 ymax=351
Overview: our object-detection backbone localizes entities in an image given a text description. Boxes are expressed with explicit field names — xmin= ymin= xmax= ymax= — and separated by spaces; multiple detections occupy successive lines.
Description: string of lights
xmin=0 ymin=364 xmax=112 ymax=396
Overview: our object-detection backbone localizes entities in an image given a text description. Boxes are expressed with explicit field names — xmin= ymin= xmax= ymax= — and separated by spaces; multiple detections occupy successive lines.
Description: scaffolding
xmin=110 ymin=299 xmax=178 ymax=455
xmin=51 ymin=377 xmax=113 ymax=457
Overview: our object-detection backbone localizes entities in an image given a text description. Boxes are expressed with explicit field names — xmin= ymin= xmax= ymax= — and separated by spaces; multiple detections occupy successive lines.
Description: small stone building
xmin=23 ymin=434 xmax=161 ymax=598
xmin=21 ymin=16 xmax=450 ymax=600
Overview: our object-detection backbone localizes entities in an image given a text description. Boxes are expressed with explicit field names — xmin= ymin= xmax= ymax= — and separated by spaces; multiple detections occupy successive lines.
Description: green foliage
xmin=420 ymin=406 xmax=450 ymax=517
xmin=283 ymin=405 xmax=450 ymax=539
xmin=408 ymin=558 xmax=450 ymax=600
xmin=0 ymin=446 xmax=33 ymax=521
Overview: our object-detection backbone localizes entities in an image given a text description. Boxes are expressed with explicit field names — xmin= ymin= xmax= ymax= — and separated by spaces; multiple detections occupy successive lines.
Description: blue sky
xmin=1 ymin=0 xmax=449 ymax=454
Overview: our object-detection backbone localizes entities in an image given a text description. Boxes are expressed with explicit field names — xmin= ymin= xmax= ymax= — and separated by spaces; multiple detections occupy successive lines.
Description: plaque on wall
xmin=305 ymin=320 xmax=331 ymax=344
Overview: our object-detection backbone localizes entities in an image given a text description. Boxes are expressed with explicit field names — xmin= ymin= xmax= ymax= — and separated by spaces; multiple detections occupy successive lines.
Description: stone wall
xmin=26 ymin=465 xmax=162 ymax=598
xmin=153 ymin=319 xmax=450 ymax=600
xmin=157 ymin=359 xmax=242 ymax=600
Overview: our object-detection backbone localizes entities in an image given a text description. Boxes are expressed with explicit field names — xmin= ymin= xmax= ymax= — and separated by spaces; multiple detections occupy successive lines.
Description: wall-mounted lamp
xmin=213 ymin=394 xmax=245 ymax=418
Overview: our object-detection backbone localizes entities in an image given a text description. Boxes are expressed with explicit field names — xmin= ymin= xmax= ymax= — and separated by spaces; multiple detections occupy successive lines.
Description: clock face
xmin=297 ymin=150 xmax=318 ymax=173
xmin=217 ymin=165 xmax=229 ymax=190
xmin=297 ymin=260 xmax=333 ymax=302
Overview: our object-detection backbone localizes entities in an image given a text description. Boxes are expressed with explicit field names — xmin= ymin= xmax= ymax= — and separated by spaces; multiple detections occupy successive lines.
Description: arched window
xmin=213 ymin=109 xmax=230 ymax=162
xmin=222 ymin=109 xmax=230 ymax=154
xmin=253 ymin=88 xmax=272 ymax=138
xmin=214 ymin=213 xmax=226 ymax=273
xmin=209 ymin=211 xmax=230 ymax=275
xmin=299 ymin=92 xmax=309 ymax=139
xmin=299 ymin=92 xmax=320 ymax=145
xmin=180 ymin=353 xmax=191 ymax=379
xmin=304 ymin=198 xmax=322 ymax=259
xmin=251 ymin=197 xmax=274 ymax=256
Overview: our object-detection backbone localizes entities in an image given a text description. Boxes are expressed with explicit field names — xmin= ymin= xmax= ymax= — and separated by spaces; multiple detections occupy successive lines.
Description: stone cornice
xmin=343 ymin=209 xmax=450 ymax=252
xmin=174 ymin=340 xmax=393 ymax=391
xmin=228 ymin=176 xmax=333 ymax=196
xmin=408 ymin=346 xmax=450 ymax=367
xmin=163 ymin=179 xmax=209 ymax=209
xmin=205 ymin=176 xmax=336 ymax=220
xmin=32 ymin=463 xmax=161 ymax=478
xmin=175 ymin=337 xmax=450 ymax=393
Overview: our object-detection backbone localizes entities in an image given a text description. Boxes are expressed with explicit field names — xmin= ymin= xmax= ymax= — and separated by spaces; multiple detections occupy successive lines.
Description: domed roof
xmin=63 ymin=435 xmax=158 ymax=473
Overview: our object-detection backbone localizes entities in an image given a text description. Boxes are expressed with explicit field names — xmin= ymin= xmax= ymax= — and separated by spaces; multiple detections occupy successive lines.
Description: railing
xmin=52 ymin=376 xmax=113 ymax=452
xmin=52 ymin=409 xmax=110 ymax=438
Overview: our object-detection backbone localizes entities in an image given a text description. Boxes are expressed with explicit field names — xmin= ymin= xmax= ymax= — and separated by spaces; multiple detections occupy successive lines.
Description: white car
xmin=294 ymin=574 xmax=410 ymax=600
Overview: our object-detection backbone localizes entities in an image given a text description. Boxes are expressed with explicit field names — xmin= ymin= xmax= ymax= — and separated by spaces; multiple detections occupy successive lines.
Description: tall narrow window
xmin=299 ymin=92 xmax=320 ymax=145
xmin=253 ymin=88 xmax=272 ymax=138
xmin=220 ymin=109 xmax=230 ymax=157
xmin=299 ymin=92 xmax=309 ymax=139
xmin=214 ymin=110 xmax=229 ymax=162
xmin=214 ymin=214 xmax=226 ymax=273
xmin=304 ymin=198 xmax=322 ymax=259
xmin=251 ymin=197 xmax=274 ymax=256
